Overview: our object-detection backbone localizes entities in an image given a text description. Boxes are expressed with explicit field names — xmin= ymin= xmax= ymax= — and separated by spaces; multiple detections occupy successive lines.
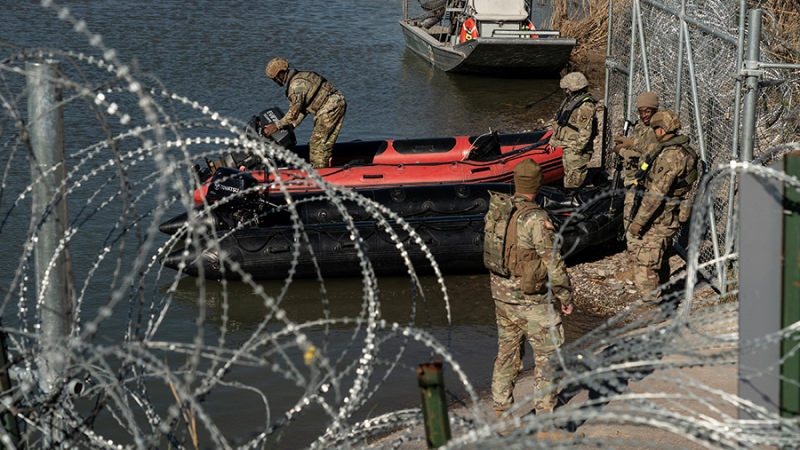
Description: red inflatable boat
xmin=192 ymin=109 xmax=562 ymax=206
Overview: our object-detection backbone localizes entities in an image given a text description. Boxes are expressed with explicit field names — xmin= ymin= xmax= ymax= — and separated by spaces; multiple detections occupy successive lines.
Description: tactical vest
xmin=555 ymin=93 xmax=596 ymax=131
xmin=484 ymin=192 xmax=548 ymax=294
xmin=285 ymin=71 xmax=337 ymax=115
xmin=642 ymin=134 xmax=699 ymax=198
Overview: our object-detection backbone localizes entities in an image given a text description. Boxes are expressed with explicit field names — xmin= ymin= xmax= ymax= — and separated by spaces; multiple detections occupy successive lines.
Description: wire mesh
xmin=0 ymin=0 xmax=798 ymax=449
xmin=604 ymin=0 xmax=800 ymax=292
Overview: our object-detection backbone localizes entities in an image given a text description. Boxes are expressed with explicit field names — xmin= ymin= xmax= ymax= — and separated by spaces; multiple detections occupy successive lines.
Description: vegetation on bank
xmin=757 ymin=0 xmax=799 ymax=63
xmin=553 ymin=0 xmax=799 ymax=74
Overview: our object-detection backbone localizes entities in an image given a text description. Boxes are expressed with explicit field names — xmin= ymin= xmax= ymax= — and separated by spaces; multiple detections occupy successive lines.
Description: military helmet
xmin=650 ymin=110 xmax=682 ymax=133
xmin=560 ymin=72 xmax=588 ymax=91
xmin=265 ymin=57 xmax=289 ymax=79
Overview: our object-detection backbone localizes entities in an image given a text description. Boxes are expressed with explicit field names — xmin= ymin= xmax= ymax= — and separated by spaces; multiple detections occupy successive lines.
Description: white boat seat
xmin=471 ymin=0 xmax=528 ymax=21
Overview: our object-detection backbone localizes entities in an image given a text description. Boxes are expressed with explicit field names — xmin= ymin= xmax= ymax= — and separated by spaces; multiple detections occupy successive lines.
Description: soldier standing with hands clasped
xmin=626 ymin=110 xmax=699 ymax=298
xmin=483 ymin=159 xmax=573 ymax=435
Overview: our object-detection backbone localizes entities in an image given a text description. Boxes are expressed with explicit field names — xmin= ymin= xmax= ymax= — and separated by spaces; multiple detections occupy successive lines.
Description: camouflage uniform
xmin=549 ymin=95 xmax=598 ymax=188
xmin=491 ymin=196 xmax=573 ymax=413
xmin=621 ymin=122 xmax=659 ymax=229
xmin=277 ymin=70 xmax=347 ymax=169
xmin=627 ymin=134 xmax=697 ymax=296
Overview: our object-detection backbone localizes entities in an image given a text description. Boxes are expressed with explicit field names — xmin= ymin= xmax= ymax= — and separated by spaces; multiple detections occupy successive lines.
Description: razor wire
xmin=0 ymin=0 xmax=798 ymax=449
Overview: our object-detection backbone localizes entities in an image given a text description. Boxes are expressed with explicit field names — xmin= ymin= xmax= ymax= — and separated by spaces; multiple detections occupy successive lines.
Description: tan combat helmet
xmin=650 ymin=110 xmax=682 ymax=133
xmin=560 ymin=72 xmax=588 ymax=92
xmin=265 ymin=57 xmax=289 ymax=79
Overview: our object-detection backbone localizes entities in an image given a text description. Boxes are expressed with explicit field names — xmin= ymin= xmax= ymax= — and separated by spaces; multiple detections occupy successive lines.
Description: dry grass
xmin=553 ymin=0 xmax=799 ymax=77
xmin=550 ymin=0 xmax=628 ymax=85
xmin=756 ymin=0 xmax=800 ymax=63
xmin=551 ymin=0 xmax=617 ymax=56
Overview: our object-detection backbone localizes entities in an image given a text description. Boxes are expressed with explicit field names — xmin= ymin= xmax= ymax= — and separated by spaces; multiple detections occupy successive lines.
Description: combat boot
xmin=536 ymin=429 xmax=571 ymax=441
xmin=495 ymin=410 xmax=514 ymax=436
xmin=614 ymin=262 xmax=635 ymax=283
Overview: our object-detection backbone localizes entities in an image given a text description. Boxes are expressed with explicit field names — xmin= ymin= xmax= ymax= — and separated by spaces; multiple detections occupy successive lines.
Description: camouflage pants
xmin=623 ymin=188 xmax=637 ymax=230
xmin=309 ymin=94 xmax=347 ymax=169
xmin=492 ymin=299 xmax=564 ymax=413
xmin=562 ymin=147 xmax=593 ymax=188
xmin=626 ymin=226 xmax=677 ymax=297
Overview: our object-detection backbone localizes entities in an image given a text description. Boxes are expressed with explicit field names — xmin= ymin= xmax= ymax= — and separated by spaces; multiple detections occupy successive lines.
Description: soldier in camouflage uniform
xmin=549 ymin=72 xmax=598 ymax=188
xmin=489 ymin=159 xmax=574 ymax=419
xmin=612 ymin=92 xmax=661 ymax=231
xmin=627 ymin=110 xmax=699 ymax=297
xmin=264 ymin=57 xmax=347 ymax=169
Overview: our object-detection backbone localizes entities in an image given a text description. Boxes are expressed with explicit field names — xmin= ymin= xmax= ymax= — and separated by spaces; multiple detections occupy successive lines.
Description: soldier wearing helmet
xmin=626 ymin=109 xmax=699 ymax=298
xmin=549 ymin=72 xmax=598 ymax=188
xmin=263 ymin=57 xmax=347 ymax=169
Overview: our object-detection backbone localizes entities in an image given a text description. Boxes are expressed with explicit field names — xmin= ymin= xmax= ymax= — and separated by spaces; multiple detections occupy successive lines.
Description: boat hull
xmin=193 ymin=130 xmax=561 ymax=204
xmin=164 ymin=179 xmax=624 ymax=281
xmin=400 ymin=21 xmax=576 ymax=76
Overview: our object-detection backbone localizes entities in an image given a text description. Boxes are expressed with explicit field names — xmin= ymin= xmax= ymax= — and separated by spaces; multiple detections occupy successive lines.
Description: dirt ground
xmin=550 ymin=47 xmax=719 ymax=318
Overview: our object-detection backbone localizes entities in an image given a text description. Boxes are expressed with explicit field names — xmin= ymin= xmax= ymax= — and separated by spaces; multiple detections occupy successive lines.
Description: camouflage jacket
xmin=277 ymin=70 xmax=343 ymax=129
xmin=619 ymin=121 xmax=659 ymax=186
xmin=632 ymin=134 xmax=698 ymax=231
xmin=549 ymin=94 xmax=597 ymax=154
xmin=490 ymin=196 xmax=573 ymax=306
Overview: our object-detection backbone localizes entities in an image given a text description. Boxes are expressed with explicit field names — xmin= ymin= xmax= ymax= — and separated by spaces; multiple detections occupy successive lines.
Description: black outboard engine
xmin=206 ymin=167 xmax=260 ymax=205
xmin=248 ymin=107 xmax=297 ymax=150
xmin=204 ymin=167 xmax=265 ymax=229
xmin=198 ymin=107 xmax=298 ymax=181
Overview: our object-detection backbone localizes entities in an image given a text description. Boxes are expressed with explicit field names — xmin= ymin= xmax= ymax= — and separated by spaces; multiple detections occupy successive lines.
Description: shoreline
xmin=371 ymin=307 xmax=736 ymax=449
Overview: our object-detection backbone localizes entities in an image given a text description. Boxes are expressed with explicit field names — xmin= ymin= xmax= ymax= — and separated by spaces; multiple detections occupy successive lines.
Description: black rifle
xmin=613 ymin=120 xmax=632 ymax=240
xmin=612 ymin=119 xmax=633 ymax=191
xmin=626 ymin=139 xmax=669 ymax=232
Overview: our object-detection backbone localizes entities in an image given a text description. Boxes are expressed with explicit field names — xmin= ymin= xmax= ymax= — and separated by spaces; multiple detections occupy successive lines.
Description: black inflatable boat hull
xmin=161 ymin=181 xmax=624 ymax=280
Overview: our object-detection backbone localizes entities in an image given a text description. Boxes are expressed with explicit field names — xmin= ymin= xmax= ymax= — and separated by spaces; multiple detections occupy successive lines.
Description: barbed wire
xmin=0 ymin=0 xmax=799 ymax=448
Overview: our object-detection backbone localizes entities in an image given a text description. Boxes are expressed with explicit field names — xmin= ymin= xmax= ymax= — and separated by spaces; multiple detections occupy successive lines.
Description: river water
xmin=1 ymin=1 xmax=600 ymax=448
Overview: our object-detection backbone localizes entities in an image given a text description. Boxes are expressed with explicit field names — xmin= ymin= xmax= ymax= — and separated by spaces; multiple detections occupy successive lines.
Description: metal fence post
xmin=27 ymin=63 xmax=75 ymax=450
xmin=27 ymin=58 xmax=73 ymax=449
xmin=417 ymin=360 xmax=451 ymax=448
xmin=781 ymin=153 xmax=800 ymax=418
xmin=740 ymin=9 xmax=761 ymax=162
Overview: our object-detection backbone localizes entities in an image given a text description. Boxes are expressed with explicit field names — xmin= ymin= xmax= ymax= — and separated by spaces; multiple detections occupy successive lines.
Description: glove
xmin=628 ymin=221 xmax=643 ymax=238
xmin=614 ymin=136 xmax=634 ymax=149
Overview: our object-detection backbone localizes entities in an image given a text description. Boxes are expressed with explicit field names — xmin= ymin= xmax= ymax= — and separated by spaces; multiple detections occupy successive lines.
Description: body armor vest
xmin=484 ymin=193 xmax=548 ymax=294
xmin=555 ymin=93 xmax=596 ymax=131
xmin=285 ymin=70 xmax=337 ymax=115
xmin=642 ymin=134 xmax=699 ymax=198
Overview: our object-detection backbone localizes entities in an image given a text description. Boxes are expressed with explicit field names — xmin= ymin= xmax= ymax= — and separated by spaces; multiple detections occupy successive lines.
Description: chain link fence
xmin=603 ymin=0 xmax=800 ymax=293
xmin=0 ymin=0 xmax=799 ymax=448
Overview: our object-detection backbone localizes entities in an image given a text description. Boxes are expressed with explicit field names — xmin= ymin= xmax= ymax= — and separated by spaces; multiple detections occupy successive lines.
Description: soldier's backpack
xmin=484 ymin=191 xmax=549 ymax=294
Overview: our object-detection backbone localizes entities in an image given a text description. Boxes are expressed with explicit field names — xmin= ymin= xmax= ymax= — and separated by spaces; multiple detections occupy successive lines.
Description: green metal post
xmin=417 ymin=360 xmax=451 ymax=448
xmin=782 ymin=152 xmax=800 ymax=418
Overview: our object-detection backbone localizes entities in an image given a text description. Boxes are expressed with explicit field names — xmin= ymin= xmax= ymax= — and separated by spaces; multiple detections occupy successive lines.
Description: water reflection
xmin=397 ymin=50 xmax=565 ymax=136
xmin=167 ymin=272 xmax=605 ymax=379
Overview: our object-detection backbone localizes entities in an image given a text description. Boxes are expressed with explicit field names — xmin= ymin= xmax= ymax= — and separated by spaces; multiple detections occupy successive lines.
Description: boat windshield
xmin=471 ymin=0 xmax=528 ymax=21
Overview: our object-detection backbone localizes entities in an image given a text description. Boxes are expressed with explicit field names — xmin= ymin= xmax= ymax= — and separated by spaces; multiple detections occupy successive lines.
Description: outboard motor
xmin=206 ymin=167 xmax=260 ymax=206
xmin=203 ymin=167 xmax=266 ymax=230
xmin=249 ymin=107 xmax=297 ymax=150
xmin=200 ymin=107 xmax=297 ymax=180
